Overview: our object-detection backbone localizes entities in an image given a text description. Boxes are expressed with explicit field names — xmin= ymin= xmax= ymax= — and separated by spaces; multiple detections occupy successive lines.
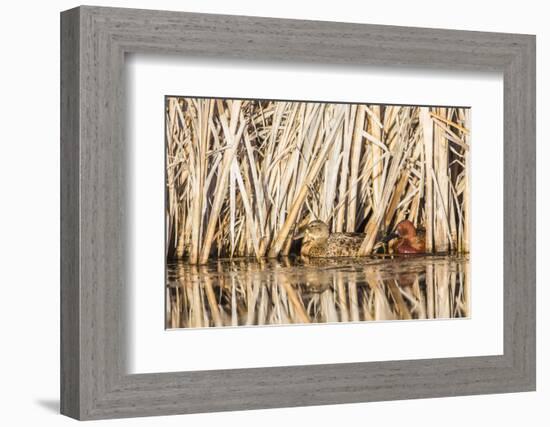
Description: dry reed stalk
xmin=242 ymin=126 xmax=267 ymax=252
xmin=335 ymin=105 xmax=356 ymax=231
xmin=166 ymin=101 xmax=179 ymax=258
xmin=347 ymin=105 xmax=366 ymax=231
xmin=462 ymin=109 xmax=471 ymax=253
xmin=369 ymin=105 xmax=384 ymax=210
xmin=420 ymin=107 xmax=434 ymax=252
xmin=199 ymin=102 xmax=245 ymax=264
xmin=383 ymin=138 xmax=422 ymax=229
xmin=268 ymin=107 xmax=346 ymax=257
xmin=180 ymin=101 xmax=201 ymax=264
xmin=430 ymin=112 xmax=470 ymax=135
xmin=231 ymin=158 xmax=260 ymax=258
xmin=431 ymin=168 xmax=454 ymax=246
xmin=358 ymin=119 xmax=411 ymax=255
xmin=448 ymin=180 xmax=458 ymax=250
xmin=321 ymin=109 xmax=345 ymax=222
xmin=434 ymin=107 xmax=450 ymax=252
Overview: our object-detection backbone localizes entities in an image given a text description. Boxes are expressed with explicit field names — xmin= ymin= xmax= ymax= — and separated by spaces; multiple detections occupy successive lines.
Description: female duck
xmin=383 ymin=219 xmax=426 ymax=254
xmin=296 ymin=220 xmax=364 ymax=257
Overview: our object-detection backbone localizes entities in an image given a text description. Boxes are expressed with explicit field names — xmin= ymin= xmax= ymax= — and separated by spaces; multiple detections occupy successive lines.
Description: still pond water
xmin=166 ymin=254 xmax=469 ymax=329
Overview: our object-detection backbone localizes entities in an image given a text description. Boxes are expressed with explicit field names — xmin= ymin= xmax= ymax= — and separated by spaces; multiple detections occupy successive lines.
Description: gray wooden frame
xmin=60 ymin=5 xmax=536 ymax=420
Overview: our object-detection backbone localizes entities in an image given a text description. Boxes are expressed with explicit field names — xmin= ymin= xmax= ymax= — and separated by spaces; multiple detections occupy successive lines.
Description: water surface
xmin=166 ymin=255 xmax=469 ymax=329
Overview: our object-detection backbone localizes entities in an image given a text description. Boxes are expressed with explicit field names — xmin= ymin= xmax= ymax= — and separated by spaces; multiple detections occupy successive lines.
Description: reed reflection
xmin=166 ymin=255 xmax=469 ymax=329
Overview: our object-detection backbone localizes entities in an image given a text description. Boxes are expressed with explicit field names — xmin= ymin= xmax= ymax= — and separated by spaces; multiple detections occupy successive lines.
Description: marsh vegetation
xmin=165 ymin=97 xmax=470 ymax=328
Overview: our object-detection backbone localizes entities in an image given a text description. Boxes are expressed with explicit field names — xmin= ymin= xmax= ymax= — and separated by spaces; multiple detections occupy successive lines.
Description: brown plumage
xmin=385 ymin=220 xmax=426 ymax=254
xmin=296 ymin=220 xmax=364 ymax=257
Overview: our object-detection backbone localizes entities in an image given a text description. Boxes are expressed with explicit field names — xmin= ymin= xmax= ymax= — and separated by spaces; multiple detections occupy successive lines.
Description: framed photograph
xmin=60 ymin=6 xmax=536 ymax=420
xmin=163 ymin=96 xmax=471 ymax=330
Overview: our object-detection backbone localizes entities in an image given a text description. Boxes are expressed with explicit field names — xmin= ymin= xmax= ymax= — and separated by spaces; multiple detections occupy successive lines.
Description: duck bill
xmin=382 ymin=231 xmax=399 ymax=243
xmin=293 ymin=231 xmax=305 ymax=240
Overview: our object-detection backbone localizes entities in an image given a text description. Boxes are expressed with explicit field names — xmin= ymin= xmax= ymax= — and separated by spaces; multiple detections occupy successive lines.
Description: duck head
xmin=382 ymin=219 xmax=417 ymax=242
xmin=396 ymin=219 xmax=417 ymax=238
xmin=295 ymin=220 xmax=330 ymax=244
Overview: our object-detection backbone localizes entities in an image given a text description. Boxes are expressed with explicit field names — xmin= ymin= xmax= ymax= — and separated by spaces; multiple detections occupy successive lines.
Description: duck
xmin=295 ymin=220 xmax=365 ymax=257
xmin=383 ymin=219 xmax=426 ymax=254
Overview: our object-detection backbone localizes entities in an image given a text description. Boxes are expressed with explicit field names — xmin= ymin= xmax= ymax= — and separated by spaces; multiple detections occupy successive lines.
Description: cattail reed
xmin=166 ymin=98 xmax=470 ymax=261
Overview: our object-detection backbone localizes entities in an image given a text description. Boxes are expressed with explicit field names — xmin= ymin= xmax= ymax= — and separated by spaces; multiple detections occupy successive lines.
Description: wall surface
xmin=0 ymin=0 xmax=546 ymax=425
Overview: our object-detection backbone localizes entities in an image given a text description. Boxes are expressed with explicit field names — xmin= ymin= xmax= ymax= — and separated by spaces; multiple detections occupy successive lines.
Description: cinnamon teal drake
xmin=295 ymin=220 xmax=365 ymax=257
xmin=383 ymin=219 xmax=426 ymax=254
